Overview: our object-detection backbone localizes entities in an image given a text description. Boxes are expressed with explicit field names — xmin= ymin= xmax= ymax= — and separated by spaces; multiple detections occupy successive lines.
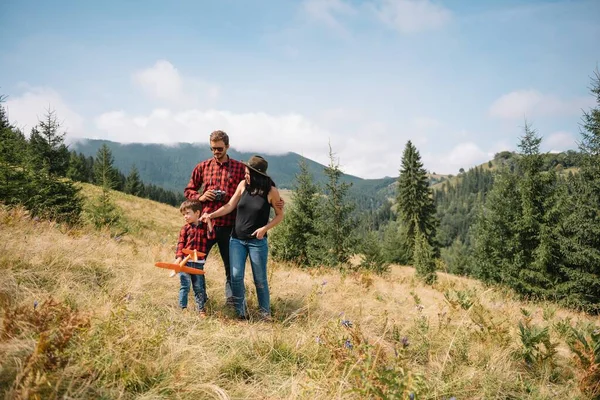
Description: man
xmin=184 ymin=130 xmax=283 ymax=305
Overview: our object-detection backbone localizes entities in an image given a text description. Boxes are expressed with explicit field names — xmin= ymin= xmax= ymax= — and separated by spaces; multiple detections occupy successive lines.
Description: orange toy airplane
xmin=155 ymin=249 xmax=206 ymax=275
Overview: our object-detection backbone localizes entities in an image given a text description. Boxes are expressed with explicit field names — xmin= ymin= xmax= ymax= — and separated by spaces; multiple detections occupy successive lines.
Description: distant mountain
xmin=70 ymin=139 xmax=398 ymax=206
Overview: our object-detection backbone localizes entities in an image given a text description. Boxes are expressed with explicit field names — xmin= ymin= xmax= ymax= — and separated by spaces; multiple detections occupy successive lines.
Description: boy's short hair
xmin=180 ymin=199 xmax=202 ymax=213
xmin=209 ymin=130 xmax=229 ymax=145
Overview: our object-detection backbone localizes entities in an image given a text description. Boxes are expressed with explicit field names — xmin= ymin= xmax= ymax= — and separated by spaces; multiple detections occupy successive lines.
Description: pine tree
xmin=556 ymin=69 xmax=600 ymax=312
xmin=90 ymin=144 xmax=121 ymax=229
xmin=396 ymin=140 xmax=438 ymax=257
xmin=0 ymin=96 xmax=30 ymax=205
xmin=66 ymin=151 xmax=87 ymax=182
xmin=310 ymin=145 xmax=356 ymax=267
xmin=382 ymin=220 xmax=411 ymax=265
xmin=27 ymin=108 xmax=70 ymax=177
xmin=413 ymin=230 xmax=437 ymax=284
xmin=125 ymin=164 xmax=143 ymax=196
xmin=270 ymin=159 xmax=319 ymax=266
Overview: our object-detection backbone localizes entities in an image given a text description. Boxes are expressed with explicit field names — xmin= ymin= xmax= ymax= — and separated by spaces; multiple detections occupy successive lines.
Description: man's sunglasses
xmin=210 ymin=146 xmax=225 ymax=152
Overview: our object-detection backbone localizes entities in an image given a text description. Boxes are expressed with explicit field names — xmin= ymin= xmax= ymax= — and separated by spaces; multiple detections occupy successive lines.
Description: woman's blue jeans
xmin=229 ymin=237 xmax=270 ymax=317
xmin=179 ymin=261 xmax=206 ymax=311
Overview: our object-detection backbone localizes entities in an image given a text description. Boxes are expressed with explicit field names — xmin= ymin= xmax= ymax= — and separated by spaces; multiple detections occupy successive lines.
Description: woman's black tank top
xmin=232 ymin=189 xmax=271 ymax=240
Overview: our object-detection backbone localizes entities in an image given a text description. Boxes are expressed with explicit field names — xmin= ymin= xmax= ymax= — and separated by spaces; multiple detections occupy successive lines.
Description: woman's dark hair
xmin=247 ymin=168 xmax=275 ymax=197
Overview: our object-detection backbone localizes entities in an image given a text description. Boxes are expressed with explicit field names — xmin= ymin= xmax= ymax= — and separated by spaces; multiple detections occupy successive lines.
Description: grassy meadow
xmin=1 ymin=183 xmax=599 ymax=399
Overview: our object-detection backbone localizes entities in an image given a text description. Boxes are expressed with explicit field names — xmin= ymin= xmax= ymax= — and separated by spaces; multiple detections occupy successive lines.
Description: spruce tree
xmin=125 ymin=164 xmax=143 ymax=196
xmin=271 ymin=159 xmax=319 ymax=266
xmin=27 ymin=108 xmax=70 ymax=177
xmin=90 ymin=144 xmax=121 ymax=228
xmin=396 ymin=140 xmax=437 ymax=257
xmin=310 ymin=145 xmax=356 ymax=267
xmin=0 ymin=96 xmax=30 ymax=206
xmin=557 ymin=70 xmax=600 ymax=312
xmin=66 ymin=151 xmax=87 ymax=182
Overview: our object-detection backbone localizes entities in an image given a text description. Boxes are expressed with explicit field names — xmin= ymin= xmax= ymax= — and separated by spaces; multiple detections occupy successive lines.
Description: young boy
xmin=174 ymin=200 xmax=208 ymax=317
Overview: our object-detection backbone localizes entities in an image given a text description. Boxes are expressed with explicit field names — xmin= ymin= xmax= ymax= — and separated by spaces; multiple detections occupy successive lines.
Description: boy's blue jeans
xmin=179 ymin=261 xmax=206 ymax=311
xmin=229 ymin=236 xmax=270 ymax=317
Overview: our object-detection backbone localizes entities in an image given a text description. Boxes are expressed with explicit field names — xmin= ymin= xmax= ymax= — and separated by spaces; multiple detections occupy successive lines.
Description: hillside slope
xmin=71 ymin=139 xmax=396 ymax=192
xmin=1 ymin=184 xmax=598 ymax=399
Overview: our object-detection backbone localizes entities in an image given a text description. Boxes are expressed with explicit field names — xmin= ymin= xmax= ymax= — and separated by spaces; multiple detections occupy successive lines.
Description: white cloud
xmin=132 ymin=60 xmax=220 ymax=107
xmin=302 ymin=0 xmax=356 ymax=34
xmin=94 ymin=107 xmax=335 ymax=162
xmin=489 ymin=90 xmax=593 ymax=120
xmin=544 ymin=131 xmax=577 ymax=152
xmin=4 ymin=86 xmax=85 ymax=137
xmin=373 ymin=0 xmax=452 ymax=33
xmin=425 ymin=141 xmax=491 ymax=174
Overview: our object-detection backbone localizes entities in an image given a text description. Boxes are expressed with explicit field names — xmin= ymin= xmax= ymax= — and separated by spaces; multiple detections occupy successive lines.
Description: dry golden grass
xmin=1 ymin=185 xmax=599 ymax=399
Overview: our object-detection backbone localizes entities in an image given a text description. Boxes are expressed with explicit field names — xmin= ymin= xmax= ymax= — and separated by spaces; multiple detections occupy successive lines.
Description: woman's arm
xmin=252 ymin=186 xmax=285 ymax=239
xmin=202 ymin=180 xmax=245 ymax=221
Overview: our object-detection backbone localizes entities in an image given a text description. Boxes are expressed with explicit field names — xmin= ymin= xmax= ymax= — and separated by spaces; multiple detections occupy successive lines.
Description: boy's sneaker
xmin=169 ymin=270 xmax=177 ymax=278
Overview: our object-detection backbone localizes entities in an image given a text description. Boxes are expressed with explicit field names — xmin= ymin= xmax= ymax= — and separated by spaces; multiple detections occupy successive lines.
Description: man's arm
xmin=184 ymin=164 xmax=204 ymax=200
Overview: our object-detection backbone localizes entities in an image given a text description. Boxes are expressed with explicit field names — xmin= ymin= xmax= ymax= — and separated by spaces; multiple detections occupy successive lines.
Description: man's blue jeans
xmin=179 ymin=261 xmax=206 ymax=311
xmin=229 ymin=237 xmax=270 ymax=317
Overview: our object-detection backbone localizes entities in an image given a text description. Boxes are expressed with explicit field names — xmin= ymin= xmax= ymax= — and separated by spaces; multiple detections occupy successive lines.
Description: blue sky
xmin=1 ymin=0 xmax=598 ymax=178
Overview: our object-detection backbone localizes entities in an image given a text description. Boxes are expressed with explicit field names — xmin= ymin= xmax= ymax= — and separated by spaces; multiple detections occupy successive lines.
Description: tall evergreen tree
xmin=396 ymin=140 xmax=437 ymax=256
xmin=310 ymin=145 xmax=356 ymax=267
xmin=28 ymin=108 xmax=70 ymax=177
xmin=90 ymin=144 xmax=121 ymax=228
xmin=0 ymin=96 xmax=30 ymax=205
xmin=556 ymin=70 xmax=600 ymax=312
xmin=271 ymin=159 xmax=319 ymax=266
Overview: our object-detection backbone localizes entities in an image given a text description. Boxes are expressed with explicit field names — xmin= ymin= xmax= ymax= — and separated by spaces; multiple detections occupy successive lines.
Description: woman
xmin=202 ymin=155 xmax=284 ymax=320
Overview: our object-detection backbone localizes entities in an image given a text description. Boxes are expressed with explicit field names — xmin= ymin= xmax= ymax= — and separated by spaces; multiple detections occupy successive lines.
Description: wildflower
xmin=33 ymin=300 xmax=38 ymax=310
xmin=344 ymin=339 xmax=353 ymax=349
xmin=338 ymin=311 xmax=345 ymax=317
xmin=593 ymin=328 xmax=600 ymax=336
xmin=322 ymin=280 xmax=327 ymax=286
xmin=449 ymin=397 xmax=457 ymax=400
xmin=341 ymin=319 xmax=353 ymax=328
xmin=316 ymin=336 xmax=324 ymax=344
xmin=401 ymin=336 xmax=409 ymax=348
xmin=416 ymin=304 xmax=424 ymax=312
xmin=409 ymin=392 xmax=415 ymax=400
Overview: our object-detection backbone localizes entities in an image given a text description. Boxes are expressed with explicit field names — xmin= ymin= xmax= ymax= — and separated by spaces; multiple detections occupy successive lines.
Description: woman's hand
xmin=252 ymin=226 xmax=268 ymax=239
xmin=200 ymin=212 xmax=211 ymax=223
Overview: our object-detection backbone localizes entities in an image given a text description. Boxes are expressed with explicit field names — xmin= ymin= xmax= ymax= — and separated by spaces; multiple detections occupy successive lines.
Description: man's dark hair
xmin=210 ymin=130 xmax=229 ymax=146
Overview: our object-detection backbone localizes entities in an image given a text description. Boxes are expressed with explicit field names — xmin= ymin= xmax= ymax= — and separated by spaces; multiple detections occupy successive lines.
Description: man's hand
xmin=200 ymin=191 xmax=216 ymax=202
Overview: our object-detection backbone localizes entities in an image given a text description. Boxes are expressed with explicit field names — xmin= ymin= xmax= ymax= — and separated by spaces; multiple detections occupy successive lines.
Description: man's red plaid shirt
xmin=184 ymin=156 xmax=246 ymax=228
xmin=176 ymin=222 xmax=208 ymax=259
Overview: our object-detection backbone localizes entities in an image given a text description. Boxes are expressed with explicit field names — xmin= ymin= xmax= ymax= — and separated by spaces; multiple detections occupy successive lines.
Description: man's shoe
xmin=226 ymin=297 xmax=235 ymax=306
xmin=199 ymin=310 xmax=207 ymax=318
